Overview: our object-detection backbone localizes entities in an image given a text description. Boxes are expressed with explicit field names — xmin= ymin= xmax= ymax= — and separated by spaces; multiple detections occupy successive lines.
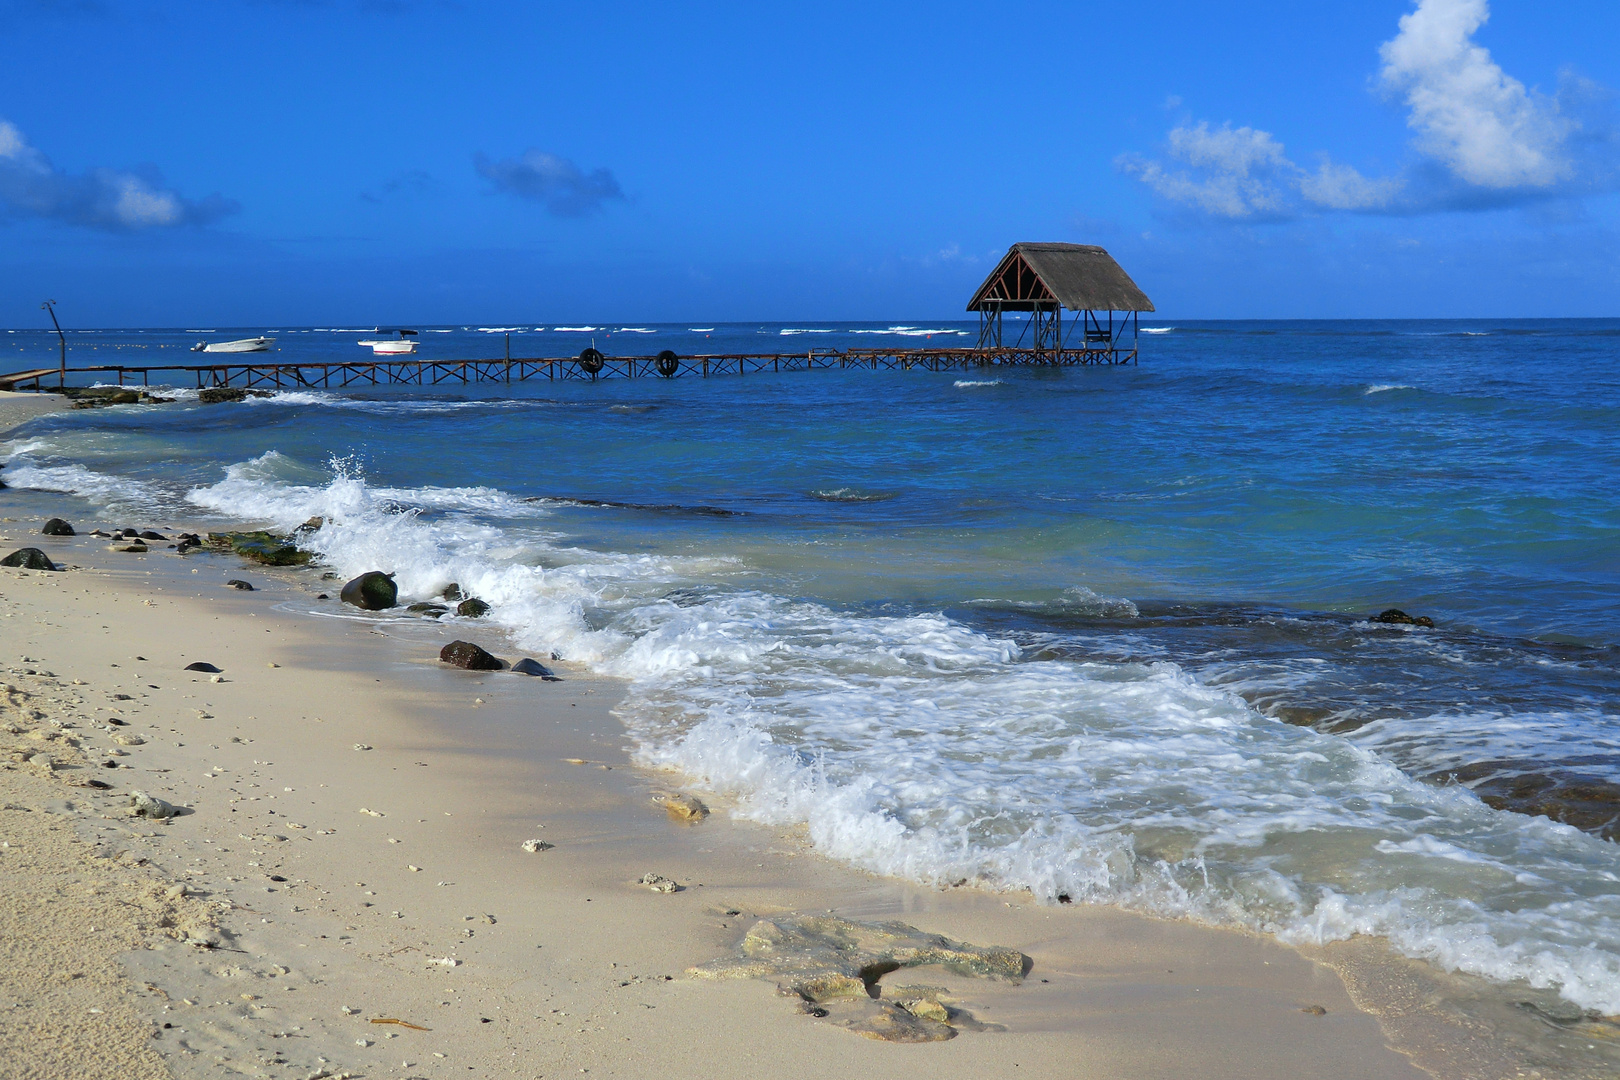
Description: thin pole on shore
xmin=41 ymin=300 xmax=65 ymax=388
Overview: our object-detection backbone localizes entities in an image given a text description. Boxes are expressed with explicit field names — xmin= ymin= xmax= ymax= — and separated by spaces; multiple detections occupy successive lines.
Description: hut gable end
xmin=967 ymin=243 xmax=1154 ymax=313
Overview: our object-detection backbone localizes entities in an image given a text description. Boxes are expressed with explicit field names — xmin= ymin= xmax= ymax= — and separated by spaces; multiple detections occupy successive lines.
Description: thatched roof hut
xmin=967 ymin=243 xmax=1154 ymax=313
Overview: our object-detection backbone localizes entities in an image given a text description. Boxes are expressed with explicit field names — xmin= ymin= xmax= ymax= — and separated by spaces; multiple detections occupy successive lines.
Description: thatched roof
xmin=967 ymin=243 xmax=1155 ymax=313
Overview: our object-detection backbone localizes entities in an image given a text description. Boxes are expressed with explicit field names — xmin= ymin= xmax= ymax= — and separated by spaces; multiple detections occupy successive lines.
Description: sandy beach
xmin=0 ymin=512 xmax=1475 ymax=1080
xmin=0 ymin=391 xmax=68 ymax=438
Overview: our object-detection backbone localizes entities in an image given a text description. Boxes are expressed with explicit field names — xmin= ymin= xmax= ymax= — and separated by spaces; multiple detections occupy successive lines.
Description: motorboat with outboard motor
xmin=357 ymin=330 xmax=419 ymax=355
xmin=191 ymin=336 xmax=274 ymax=353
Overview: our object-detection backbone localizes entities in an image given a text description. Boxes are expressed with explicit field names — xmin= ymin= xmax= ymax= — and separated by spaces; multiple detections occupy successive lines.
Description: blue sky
xmin=2 ymin=0 xmax=1617 ymax=325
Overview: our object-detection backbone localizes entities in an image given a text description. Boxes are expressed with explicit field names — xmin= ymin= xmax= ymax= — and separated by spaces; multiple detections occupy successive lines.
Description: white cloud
xmin=1122 ymin=123 xmax=1403 ymax=218
xmin=1124 ymin=0 xmax=1601 ymax=220
xmin=0 ymin=118 xmax=233 ymax=230
xmin=1121 ymin=122 xmax=1296 ymax=218
xmin=1378 ymin=0 xmax=1572 ymax=188
xmin=1299 ymin=159 xmax=1404 ymax=210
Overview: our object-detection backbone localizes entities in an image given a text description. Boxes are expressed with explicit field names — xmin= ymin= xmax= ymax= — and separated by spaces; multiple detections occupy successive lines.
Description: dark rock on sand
xmin=226 ymin=579 xmax=255 ymax=591
xmin=407 ymin=602 xmax=448 ymax=617
xmin=439 ymin=640 xmax=502 ymax=670
xmin=442 ymin=583 xmax=464 ymax=601
xmin=184 ymin=662 xmax=222 ymax=673
xmin=1372 ymin=608 xmax=1436 ymax=628
xmin=138 ymin=530 xmax=167 ymax=541
xmin=341 ymin=571 xmax=398 ymax=610
xmin=212 ymin=531 xmax=311 ymax=566
xmin=511 ymin=658 xmax=560 ymax=680
xmin=456 ymin=598 xmax=490 ymax=618
xmin=41 ymin=518 xmax=75 ymax=536
xmin=2 ymin=548 xmax=60 ymax=571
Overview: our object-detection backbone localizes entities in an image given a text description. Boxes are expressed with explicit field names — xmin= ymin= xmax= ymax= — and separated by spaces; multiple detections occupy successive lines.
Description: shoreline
xmin=0 ymin=517 xmax=1440 ymax=1079
xmin=2 ymin=501 xmax=1611 ymax=1078
xmin=0 ymin=390 xmax=69 ymax=438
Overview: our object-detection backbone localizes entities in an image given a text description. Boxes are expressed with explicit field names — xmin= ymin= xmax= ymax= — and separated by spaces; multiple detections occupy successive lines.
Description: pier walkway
xmin=0 ymin=344 xmax=1136 ymax=392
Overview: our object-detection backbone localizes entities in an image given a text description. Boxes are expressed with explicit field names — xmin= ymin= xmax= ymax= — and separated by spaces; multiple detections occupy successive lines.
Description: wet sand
xmin=0 ymin=390 xmax=68 ymax=437
xmin=0 ymin=519 xmax=1485 ymax=1080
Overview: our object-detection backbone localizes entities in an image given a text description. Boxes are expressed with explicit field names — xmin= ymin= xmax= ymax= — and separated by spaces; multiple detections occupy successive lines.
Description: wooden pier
xmin=0 ymin=344 xmax=1137 ymax=393
xmin=2 ymin=243 xmax=1156 ymax=393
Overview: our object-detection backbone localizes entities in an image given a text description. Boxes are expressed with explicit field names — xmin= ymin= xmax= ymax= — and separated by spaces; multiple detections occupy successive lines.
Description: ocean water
xmin=5 ymin=319 xmax=1620 ymax=1021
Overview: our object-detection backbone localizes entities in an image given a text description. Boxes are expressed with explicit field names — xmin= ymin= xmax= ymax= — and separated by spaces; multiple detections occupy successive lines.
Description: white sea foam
xmin=476 ymin=327 xmax=524 ymax=333
xmin=779 ymin=328 xmax=835 ymax=335
xmin=30 ymin=452 xmax=1620 ymax=1016
xmin=850 ymin=327 xmax=968 ymax=337
xmin=253 ymin=390 xmax=334 ymax=407
xmin=954 ymin=379 xmax=1002 ymax=388
xmin=0 ymin=443 xmax=171 ymax=514
xmin=553 ymin=326 xmax=600 ymax=332
xmin=688 ymin=328 xmax=715 ymax=333
xmin=85 ymin=381 xmax=202 ymax=402
xmin=1365 ymin=384 xmax=1415 ymax=394
xmin=615 ymin=327 xmax=656 ymax=333
xmin=1141 ymin=327 xmax=1175 ymax=334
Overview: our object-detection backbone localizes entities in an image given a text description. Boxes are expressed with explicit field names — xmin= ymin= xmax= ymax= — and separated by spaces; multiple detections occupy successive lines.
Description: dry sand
xmin=0 ymin=515 xmax=1573 ymax=1080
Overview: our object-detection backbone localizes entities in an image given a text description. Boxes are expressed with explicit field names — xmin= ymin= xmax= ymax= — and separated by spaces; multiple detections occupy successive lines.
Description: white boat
xmin=192 ymin=336 xmax=274 ymax=353
xmin=357 ymin=330 xmax=419 ymax=355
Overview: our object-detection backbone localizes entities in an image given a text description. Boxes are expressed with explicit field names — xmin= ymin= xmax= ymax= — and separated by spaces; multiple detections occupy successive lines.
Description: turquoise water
xmin=5 ymin=319 xmax=1620 ymax=1019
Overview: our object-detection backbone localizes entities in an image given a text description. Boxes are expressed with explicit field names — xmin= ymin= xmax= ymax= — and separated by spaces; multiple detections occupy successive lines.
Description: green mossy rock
xmin=340 ymin=570 xmax=398 ymax=610
xmin=212 ymin=531 xmax=312 ymax=566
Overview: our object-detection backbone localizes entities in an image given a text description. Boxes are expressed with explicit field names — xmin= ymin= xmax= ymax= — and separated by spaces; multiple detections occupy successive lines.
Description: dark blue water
xmin=5 ymin=318 xmax=1619 ymax=1017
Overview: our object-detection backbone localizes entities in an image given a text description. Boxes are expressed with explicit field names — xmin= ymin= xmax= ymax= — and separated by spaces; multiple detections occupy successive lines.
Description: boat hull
xmin=197 ymin=337 xmax=274 ymax=353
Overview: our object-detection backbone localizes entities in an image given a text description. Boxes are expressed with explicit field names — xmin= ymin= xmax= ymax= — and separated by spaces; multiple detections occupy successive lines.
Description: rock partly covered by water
xmin=212 ymin=531 xmax=312 ymax=566
xmin=439 ymin=640 xmax=502 ymax=670
xmin=197 ymin=386 xmax=273 ymax=404
xmin=456 ymin=598 xmax=490 ymax=618
xmin=510 ymin=658 xmax=560 ymax=680
xmin=653 ymin=792 xmax=709 ymax=822
xmin=690 ymin=914 xmax=1030 ymax=1005
xmin=41 ymin=517 xmax=75 ymax=536
xmin=1372 ymin=608 xmax=1436 ymax=628
xmin=1 ymin=548 xmax=60 ymax=571
xmin=340 ymin=571 xmax=397 ymax=610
